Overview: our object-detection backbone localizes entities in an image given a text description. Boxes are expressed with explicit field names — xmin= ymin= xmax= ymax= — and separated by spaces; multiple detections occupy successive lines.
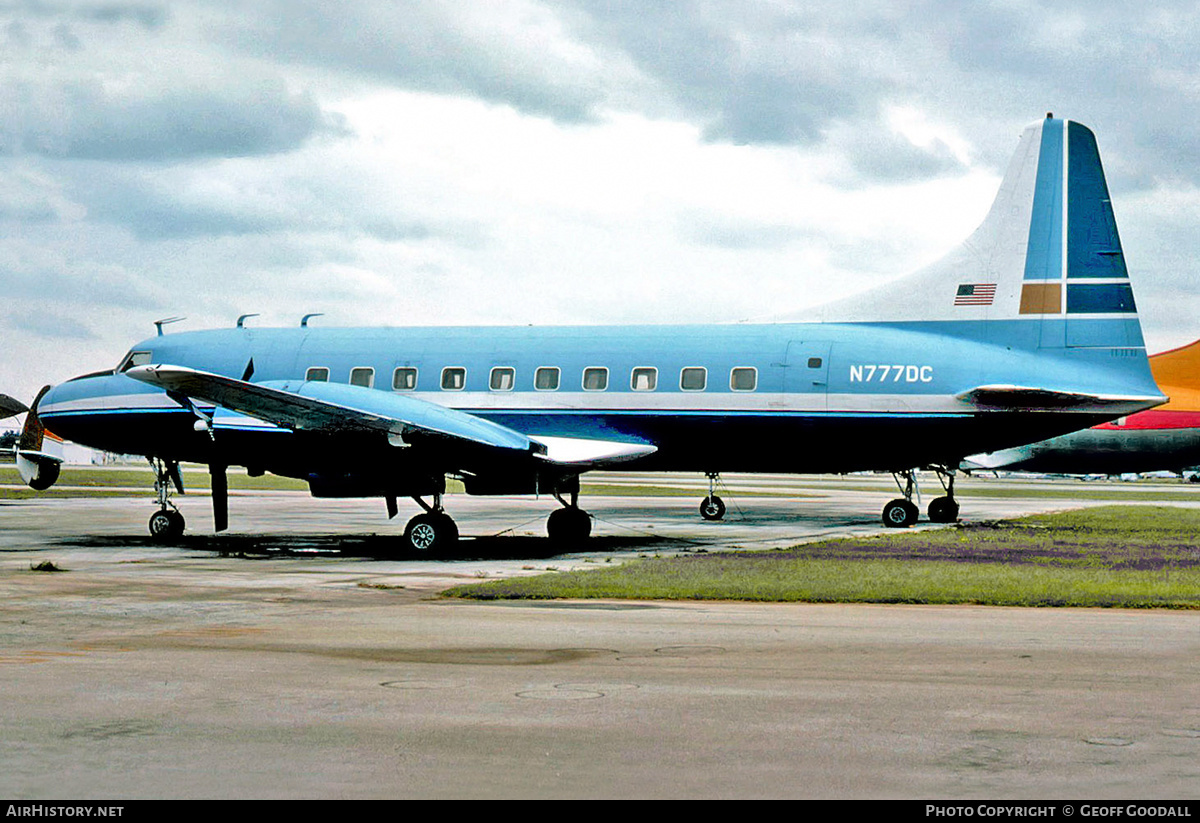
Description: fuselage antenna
xmin=237 ymin=314 xmax=260 ymax=328
xmin=301 ymin=313 xmax=324 ymax=328
xmin=153 ymin=317 xmax=185 ymax=336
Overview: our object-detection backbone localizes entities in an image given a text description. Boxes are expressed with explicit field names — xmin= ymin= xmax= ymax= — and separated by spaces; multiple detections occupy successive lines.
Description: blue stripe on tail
xmin=1024 ymin=117 xmax=1064 ymax=281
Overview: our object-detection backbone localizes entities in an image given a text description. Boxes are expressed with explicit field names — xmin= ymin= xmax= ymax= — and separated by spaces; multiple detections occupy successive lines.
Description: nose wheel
xmin=147 ymin=457 xmax=186 ymax=541
xmin=149 ymin=508 xmax=185 ymax=540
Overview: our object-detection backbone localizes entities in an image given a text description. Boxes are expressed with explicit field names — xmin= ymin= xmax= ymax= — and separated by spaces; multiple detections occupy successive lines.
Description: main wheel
xmin=547 ymin=507 xmax=592 ymax=544
xmin=403 ymin=512 xmax=458 ymax=555
xmin=699 ymin=495 xmax=726 ymax=521
xmin=882 ymin=499 xmax=919 ymax=528
xmin=148 ymin=509 xmax=184 ymax=540
xmin=927 ymin=496 xmax=960 ymax=524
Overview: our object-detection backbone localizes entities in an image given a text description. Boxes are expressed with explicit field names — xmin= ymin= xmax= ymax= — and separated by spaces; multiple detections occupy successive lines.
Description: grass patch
xmin=445 ymin=506 xmax=1200 ymax=608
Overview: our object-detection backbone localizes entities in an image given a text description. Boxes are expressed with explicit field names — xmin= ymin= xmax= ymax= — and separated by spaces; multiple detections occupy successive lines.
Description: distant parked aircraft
xmin=967 ymin=339 xmax=1200 ymax=475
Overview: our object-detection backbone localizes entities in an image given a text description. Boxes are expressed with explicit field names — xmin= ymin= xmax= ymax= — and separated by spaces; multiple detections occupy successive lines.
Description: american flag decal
xmin=954 ymin=283 xmax=996 ymax=306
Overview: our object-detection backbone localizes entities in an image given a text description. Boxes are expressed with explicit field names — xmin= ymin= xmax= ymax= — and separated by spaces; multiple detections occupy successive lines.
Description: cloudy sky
xmin=3 ymin=0 xmax=1200 ymax=403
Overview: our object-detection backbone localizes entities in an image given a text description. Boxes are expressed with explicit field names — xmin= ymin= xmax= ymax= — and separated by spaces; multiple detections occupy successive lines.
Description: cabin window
xmin=631 ymin=367 xmax=657 ymax=391
xmin=490 ymin=367 xmax=515 ymax=391
xmin=730 ymin=367 xmax=757 ymax=391
xmin=441 ymin=367 xmax=466 ymax=391
xmin=535 ymin=367 xmax=560 ymax=391
xmin=680 ymin=367 xmax=707 ymax=391
xmin=582 ymin=367 xmax=608 ymax=391
xmin=305 ymin=367 xmax=330 ymax=382
xmin=807 ymin=357 xmax=823 ymax=369
xmin=350 ymin=367 xmax=374 ymax=388
xmin=392 ymin=367 xmax=417 ymax=391
xmin=118 ymin=351 xmax=152 ymax=372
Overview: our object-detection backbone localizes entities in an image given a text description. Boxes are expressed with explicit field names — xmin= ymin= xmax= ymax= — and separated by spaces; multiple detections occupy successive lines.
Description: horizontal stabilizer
xmin=956 ymin=385 xmax=1165 ymax=413
xmin=960 ymin=449 xmax=1030 ymax=471
xmin=531 ymin=435 xmax=657 ymax=467
xmin=126 ymin=364 xmax=535 ymax=454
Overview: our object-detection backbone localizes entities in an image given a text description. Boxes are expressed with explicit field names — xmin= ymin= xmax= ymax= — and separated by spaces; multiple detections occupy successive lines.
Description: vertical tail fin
xmin=807 ymin=114 xmax=1145 ymax=351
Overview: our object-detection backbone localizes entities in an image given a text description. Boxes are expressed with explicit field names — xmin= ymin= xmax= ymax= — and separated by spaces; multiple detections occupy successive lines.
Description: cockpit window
xmin=118 ymin=351 xmax=153 ymax=372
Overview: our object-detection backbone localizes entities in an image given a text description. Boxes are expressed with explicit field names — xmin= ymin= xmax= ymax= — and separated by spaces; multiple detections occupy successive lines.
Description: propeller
xmin=0 ymin=393 xmax=28 ymax=420
xmin=16 ymin=386 xmax=64 ymax=491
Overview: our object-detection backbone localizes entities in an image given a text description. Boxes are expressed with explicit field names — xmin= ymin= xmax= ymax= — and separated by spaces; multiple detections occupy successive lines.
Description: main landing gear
xmin=699 ymin=471 xmax=726 ymax=521
xmin=395 ymin=477 xmax=594 ymax=556
xmin=547 ymin=482 xmax=591 ymax=545
xmin=402 ymin=490 xmax=459 ymax=554
xmin=881 ymin=466 xmax=959 ymax=527
xmin=147 ymin=457 xmax=185 ymax=540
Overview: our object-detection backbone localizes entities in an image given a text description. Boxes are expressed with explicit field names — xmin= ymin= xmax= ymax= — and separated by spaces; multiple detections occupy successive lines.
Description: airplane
xmin=966 ymin=338 xmax=1200 ymax=475
xmin=19 ymin=115 xmax=1166 ymax=552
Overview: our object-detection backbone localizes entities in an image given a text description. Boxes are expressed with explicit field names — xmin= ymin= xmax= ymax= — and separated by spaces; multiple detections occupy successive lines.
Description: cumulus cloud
xmin=1 ymin=78 xmax=345 ymax=161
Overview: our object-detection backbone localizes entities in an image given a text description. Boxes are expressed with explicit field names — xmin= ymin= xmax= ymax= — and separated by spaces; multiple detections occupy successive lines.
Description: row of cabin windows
xmin=304 ymin=364 xmax=775 ymax=392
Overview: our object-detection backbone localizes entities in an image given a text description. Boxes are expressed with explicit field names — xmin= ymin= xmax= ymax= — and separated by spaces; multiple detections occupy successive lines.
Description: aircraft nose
xmin=35 ymin=371 xmax=139 ymax=446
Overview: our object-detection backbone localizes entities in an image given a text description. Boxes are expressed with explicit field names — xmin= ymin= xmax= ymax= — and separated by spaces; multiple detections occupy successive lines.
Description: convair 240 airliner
xmin=21 ymin=115 xmax=1165 ymax=552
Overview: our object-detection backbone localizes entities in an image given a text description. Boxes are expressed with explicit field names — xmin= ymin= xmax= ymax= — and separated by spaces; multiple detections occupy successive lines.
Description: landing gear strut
xmin=404 ymin=484 xmax=458 ymax=555
xmin=147 ymin=457 xmax=185 ymax=540
xmin=926 ymin=466 xmax=960 ymax=523
xmin=547 ymin=479 xmax=591 ymax=544
xmin=882 ymin=466 xmax=960 ymax=527
xmin=699 ymin=471 xmax=726 ymax=521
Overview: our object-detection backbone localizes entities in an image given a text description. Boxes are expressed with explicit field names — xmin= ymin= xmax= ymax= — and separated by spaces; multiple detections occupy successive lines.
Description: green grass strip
xmin=446 ymin=506 xmax=1200 ymax=608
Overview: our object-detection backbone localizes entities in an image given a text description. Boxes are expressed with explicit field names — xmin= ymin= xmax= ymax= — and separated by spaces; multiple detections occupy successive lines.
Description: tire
xmin=547 ymin=507 xmax=592 ymax=544
xmin=699 ymin=495 xmax=726 ymax=521
xmin=404 ymin=512 xmax=458 ymax=555
xmin=148 ymin=509 xmax=184 ymax=540
xmin=882 ymin=498 xmax=918 ymax=528
xmin=927 ymin=496 xmax=960 ymax=523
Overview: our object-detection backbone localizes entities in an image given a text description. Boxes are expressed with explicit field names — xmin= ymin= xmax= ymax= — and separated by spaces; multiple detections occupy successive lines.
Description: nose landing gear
xmin=147 ymin=457 xmax=185 ymax=540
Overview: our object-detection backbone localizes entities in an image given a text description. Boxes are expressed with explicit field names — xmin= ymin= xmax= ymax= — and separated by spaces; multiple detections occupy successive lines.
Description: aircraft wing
xmin=126 ymin=364 xmax=656 ymax=469
xmin=128 ymin=364 xmax=535 ymax=452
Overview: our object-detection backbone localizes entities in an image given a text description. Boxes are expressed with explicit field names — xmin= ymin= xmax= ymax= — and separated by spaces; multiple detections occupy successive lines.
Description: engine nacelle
xmin=17 ymin=451 xmax=62 ymax=491
xmin=16 ymin=385 xmax=64 ymax=490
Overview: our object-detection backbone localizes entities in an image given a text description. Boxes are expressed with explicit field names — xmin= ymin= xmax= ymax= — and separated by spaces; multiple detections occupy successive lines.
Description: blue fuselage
xmin=38 ymin=318 xmax=1161 ymax=488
